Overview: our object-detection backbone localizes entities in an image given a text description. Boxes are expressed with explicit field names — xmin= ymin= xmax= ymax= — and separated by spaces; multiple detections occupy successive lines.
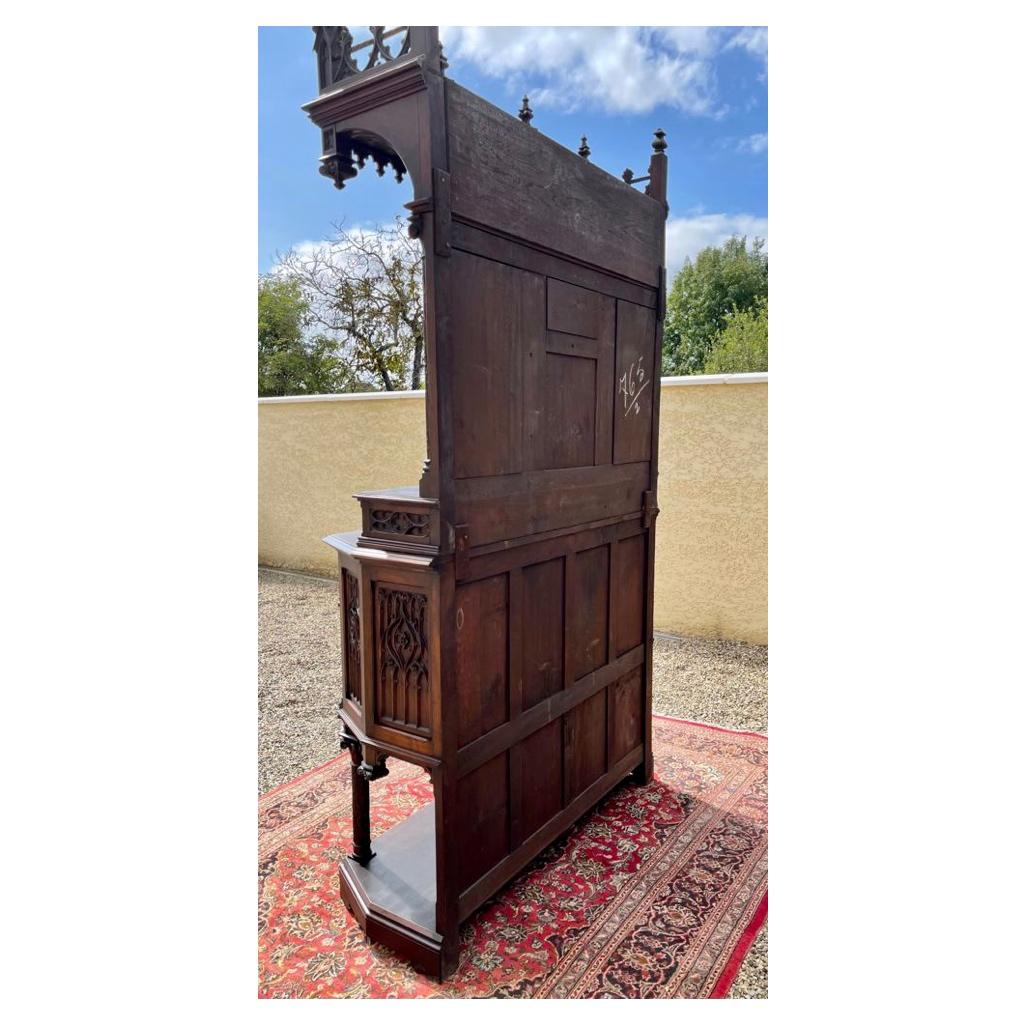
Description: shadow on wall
xmin=258 ymin=376 xmax=766 ymax=643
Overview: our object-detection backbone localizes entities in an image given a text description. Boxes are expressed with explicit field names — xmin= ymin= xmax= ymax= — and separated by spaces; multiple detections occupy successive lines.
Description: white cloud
xmin=727 ymin=27 xmax=768 ymax=63
xmin=738 ymin=132 xmax=768 ymax=154
xmin=665 ymin=213 xmax=768 ymax=278
xmin=441 ymin=27 xmax=725 ymax=116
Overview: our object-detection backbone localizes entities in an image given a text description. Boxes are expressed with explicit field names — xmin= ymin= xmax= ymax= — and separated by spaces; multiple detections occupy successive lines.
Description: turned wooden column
xmin=340 ymin=731 xmax=372 ymax=865
xmin=340 ymin=726 xmax=389 ymax=866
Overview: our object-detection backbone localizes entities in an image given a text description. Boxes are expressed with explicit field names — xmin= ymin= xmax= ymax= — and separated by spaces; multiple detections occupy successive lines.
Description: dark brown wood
xmin=306 ymin=27 xmax=666 ymax=979
xmin=445 ymin=81 xmax=663 ymax=287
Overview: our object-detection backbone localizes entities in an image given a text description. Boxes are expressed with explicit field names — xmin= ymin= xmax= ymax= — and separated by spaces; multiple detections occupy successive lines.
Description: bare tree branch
xmin=271 ymin=218 xmax=424 ymax=392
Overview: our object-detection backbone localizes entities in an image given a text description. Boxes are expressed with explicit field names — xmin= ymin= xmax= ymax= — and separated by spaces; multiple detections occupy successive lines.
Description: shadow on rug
xmin=258 ymin=716 xmax=767 ymax=998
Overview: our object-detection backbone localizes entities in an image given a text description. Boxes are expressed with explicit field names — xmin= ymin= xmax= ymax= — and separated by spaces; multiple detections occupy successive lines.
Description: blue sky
xmin=258 ymin=27 xmax=767 ymax=280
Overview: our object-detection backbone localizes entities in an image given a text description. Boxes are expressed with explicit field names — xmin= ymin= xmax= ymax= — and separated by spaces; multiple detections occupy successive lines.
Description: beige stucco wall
xmin=654 ymin=379 xmax=767 ymax=644
xmin=259 ymin=375 xmax=767 ymax=642
xmin=259 ymin=394 xmax=428 ymax=577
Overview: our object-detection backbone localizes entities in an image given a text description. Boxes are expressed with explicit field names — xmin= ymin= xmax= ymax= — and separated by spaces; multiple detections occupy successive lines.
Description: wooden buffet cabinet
xmin=305 ymin=26 xmax=668 ymax=979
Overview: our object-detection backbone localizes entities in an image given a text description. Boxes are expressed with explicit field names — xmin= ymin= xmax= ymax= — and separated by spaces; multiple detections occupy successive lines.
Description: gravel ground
xmin=258 ymin=566 xmax=768 ymax=997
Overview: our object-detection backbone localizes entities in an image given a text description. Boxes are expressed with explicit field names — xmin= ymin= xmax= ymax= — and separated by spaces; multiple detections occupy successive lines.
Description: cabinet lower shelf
xmin=338 ymin=803 xmax=446 ymax=977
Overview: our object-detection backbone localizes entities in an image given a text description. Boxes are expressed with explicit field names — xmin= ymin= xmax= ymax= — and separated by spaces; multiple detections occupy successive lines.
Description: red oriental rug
xmin=258 ymin=716 xmax=767 ymax=998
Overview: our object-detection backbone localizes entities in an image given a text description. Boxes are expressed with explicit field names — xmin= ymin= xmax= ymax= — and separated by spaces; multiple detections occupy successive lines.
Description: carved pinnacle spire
xmin=518 ymin=95 xmax=534 ymax=125
xmin=578 ymin=135 xmax=591 ymax=159
xmin=652 ymin=128 xmax=667 ymax=153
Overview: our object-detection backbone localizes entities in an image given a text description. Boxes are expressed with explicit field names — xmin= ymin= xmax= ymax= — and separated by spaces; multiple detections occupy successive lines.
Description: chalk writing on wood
xmin=618 ymin=356 xmax=650 ymax=417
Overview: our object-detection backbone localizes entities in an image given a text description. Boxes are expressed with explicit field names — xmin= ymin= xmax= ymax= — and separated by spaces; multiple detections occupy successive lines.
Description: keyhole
xmin=456 ymin=607 xmax=464 ymax=630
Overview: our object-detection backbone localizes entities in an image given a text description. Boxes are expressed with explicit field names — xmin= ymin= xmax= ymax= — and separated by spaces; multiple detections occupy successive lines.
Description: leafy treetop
xmin=663 ymin=236 xmax=767 ymax=376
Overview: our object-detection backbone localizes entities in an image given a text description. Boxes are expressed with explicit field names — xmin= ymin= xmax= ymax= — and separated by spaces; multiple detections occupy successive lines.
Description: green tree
xmin=704 ymin=297 xmax=768 ymax=374
xmin=663 ymin=236 xmax=767 ymax=375
xmin=258 ymin=276 xmax=354 ymax=396
xmin=274 ymin=220 xmax=424 ymax=392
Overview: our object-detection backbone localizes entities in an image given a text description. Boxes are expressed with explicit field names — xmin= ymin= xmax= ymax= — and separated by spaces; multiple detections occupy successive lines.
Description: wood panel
xmin=454 ymin=462 xmax=649 ymax=548
xmin=613 ymin=534 xmax=646 ymax=658
xmin=456 ymin=645 xmax=644 ymax=781
xmin=570 ymin=544 xmax=609 ymax=681
xmin=548 ymin=278 xmax=607 ymax=338
xmin=451 ymin=219 xmax=658 ymax=309
xmin=542 ymin=352 xmax=596 ymax=469
xmin=446 ymin=81 xmax=664 ymax=287
xmin=608 ymin=666 xmax=644 ymax=765
xmin=517 ymin=719 xmax=563 ymax=841
xmin=455 ymin=753 xmax=510 ymax=893
xmin=613 ymin=300 xmax=657 ymax=465
xmin=455 ymin=574 xmax=509 ymax=747
xmin=450 ymin=251 xmax=544 ymax=479
xmin=521 ymin=557 xmax=564 ymax=710
xmin=564 ymin=689 xmax=607 ymax=803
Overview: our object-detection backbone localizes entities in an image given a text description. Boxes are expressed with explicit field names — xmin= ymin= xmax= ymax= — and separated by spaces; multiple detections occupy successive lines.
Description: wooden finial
xmin=578 ymin=135 xmax=591 ymax=159
xmin=652 ymin=129 xmax=667 ymax=153
xmin=518 ymin=95 xmax=533 ymax=125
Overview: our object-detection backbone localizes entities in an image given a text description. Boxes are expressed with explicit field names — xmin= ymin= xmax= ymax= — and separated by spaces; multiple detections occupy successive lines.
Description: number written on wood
xmin=618 ymin=356 xmax=650 ymax=418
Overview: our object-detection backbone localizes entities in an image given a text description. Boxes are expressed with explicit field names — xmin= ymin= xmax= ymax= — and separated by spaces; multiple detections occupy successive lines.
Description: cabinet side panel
xmin=373 ymin=582 xmax=432 ymax=738
xmin=521 ymin=556 xmax=565 ymax=710
xmin=341 ymin=568 xmax=363 ymax=706
xmin=450 ymin=251 xmax=543 ymax=480
xmin=613 ymin=533 xmax=646 ymax=658
xmin=564 ymin=689 xmax=608 ymax=803
xmin=455 ymin=752 xmax=510 ymax=893
xmin=609 ymin=666 xmax=644 ymax=764
xmin=570 ymin=544 xmax=610 ymax=681
xmin=455 ymin=573 xmax=509 ymax=747
xmin=517 ymin=719 xmax=564 ymax=841
xmin=613 ymin=301 xmax=657 ymax=465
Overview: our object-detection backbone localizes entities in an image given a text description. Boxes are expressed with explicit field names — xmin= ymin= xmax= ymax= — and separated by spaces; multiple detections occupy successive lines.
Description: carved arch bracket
xmin=320 ymin=129 xmax=408 ymax=190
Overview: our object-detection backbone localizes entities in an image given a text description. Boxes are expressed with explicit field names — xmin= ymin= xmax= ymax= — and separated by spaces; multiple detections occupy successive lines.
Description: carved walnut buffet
xmin=305 ymin=26 xmax=667 ymax=979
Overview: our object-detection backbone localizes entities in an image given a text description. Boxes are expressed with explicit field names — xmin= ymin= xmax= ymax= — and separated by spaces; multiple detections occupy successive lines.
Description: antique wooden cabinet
xmin=305 ymin=26 xmax=667 ymax=979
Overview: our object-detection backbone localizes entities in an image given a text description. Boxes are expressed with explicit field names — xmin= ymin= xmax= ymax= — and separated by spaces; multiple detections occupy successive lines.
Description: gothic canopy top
xmin=313 ymin=26 xmax=446 ymax=93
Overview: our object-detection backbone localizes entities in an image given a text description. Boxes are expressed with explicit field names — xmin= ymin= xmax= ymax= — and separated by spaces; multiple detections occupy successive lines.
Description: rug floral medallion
xmin=258 ymin=716 xmax=767 ymax=998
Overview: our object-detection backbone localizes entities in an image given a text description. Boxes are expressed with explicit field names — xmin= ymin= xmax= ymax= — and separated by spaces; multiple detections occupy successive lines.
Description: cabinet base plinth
xmin=338 ymin=803 xmax=455 ymax=980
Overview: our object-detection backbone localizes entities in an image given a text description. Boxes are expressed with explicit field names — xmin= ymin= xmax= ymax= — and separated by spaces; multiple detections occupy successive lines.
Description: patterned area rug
xmin=258 ymin=716 xmax=767 ymax=998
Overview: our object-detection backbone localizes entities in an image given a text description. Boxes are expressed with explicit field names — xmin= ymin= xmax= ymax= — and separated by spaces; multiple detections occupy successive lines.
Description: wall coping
xmin=258 ymin=373 xmax=767 ymax=405
xmin=661 ymin=372 xmax=767 ymax=387
xmin=258 ymin=389 xmax=426 ymax=404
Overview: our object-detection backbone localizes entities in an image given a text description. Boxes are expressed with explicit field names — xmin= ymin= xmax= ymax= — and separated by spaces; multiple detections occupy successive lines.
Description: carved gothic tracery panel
xmin=342 ymin=569 xmax=362 ymax=705
xmin=375 ymin=586 xmax=430 ymax=736
xmin=369 ymin=508 xmax=430 ymax=537
xmin=314 ymin=26 xmax=411 ymax=91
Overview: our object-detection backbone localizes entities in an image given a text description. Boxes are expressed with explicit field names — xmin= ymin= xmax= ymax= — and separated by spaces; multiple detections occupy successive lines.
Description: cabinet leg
xmin=350 ymin=761 xmax=374 ymax=866
xmin=340 ymin=729 xmax=375 ymax=866
xmin=340 ymin=729 xmax=390 ymax=866
xmin=631 ymin=750 xmax=654 ymax=786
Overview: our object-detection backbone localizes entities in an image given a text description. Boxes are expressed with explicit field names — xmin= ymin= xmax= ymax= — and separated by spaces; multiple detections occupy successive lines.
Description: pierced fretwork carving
xmin=369 ymin=509 xmax=430 ymax=537
xmin=375 ymin=586 xmax=430 ymax=735
xmin=313 ymin=26 xmax=412 ymax=91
